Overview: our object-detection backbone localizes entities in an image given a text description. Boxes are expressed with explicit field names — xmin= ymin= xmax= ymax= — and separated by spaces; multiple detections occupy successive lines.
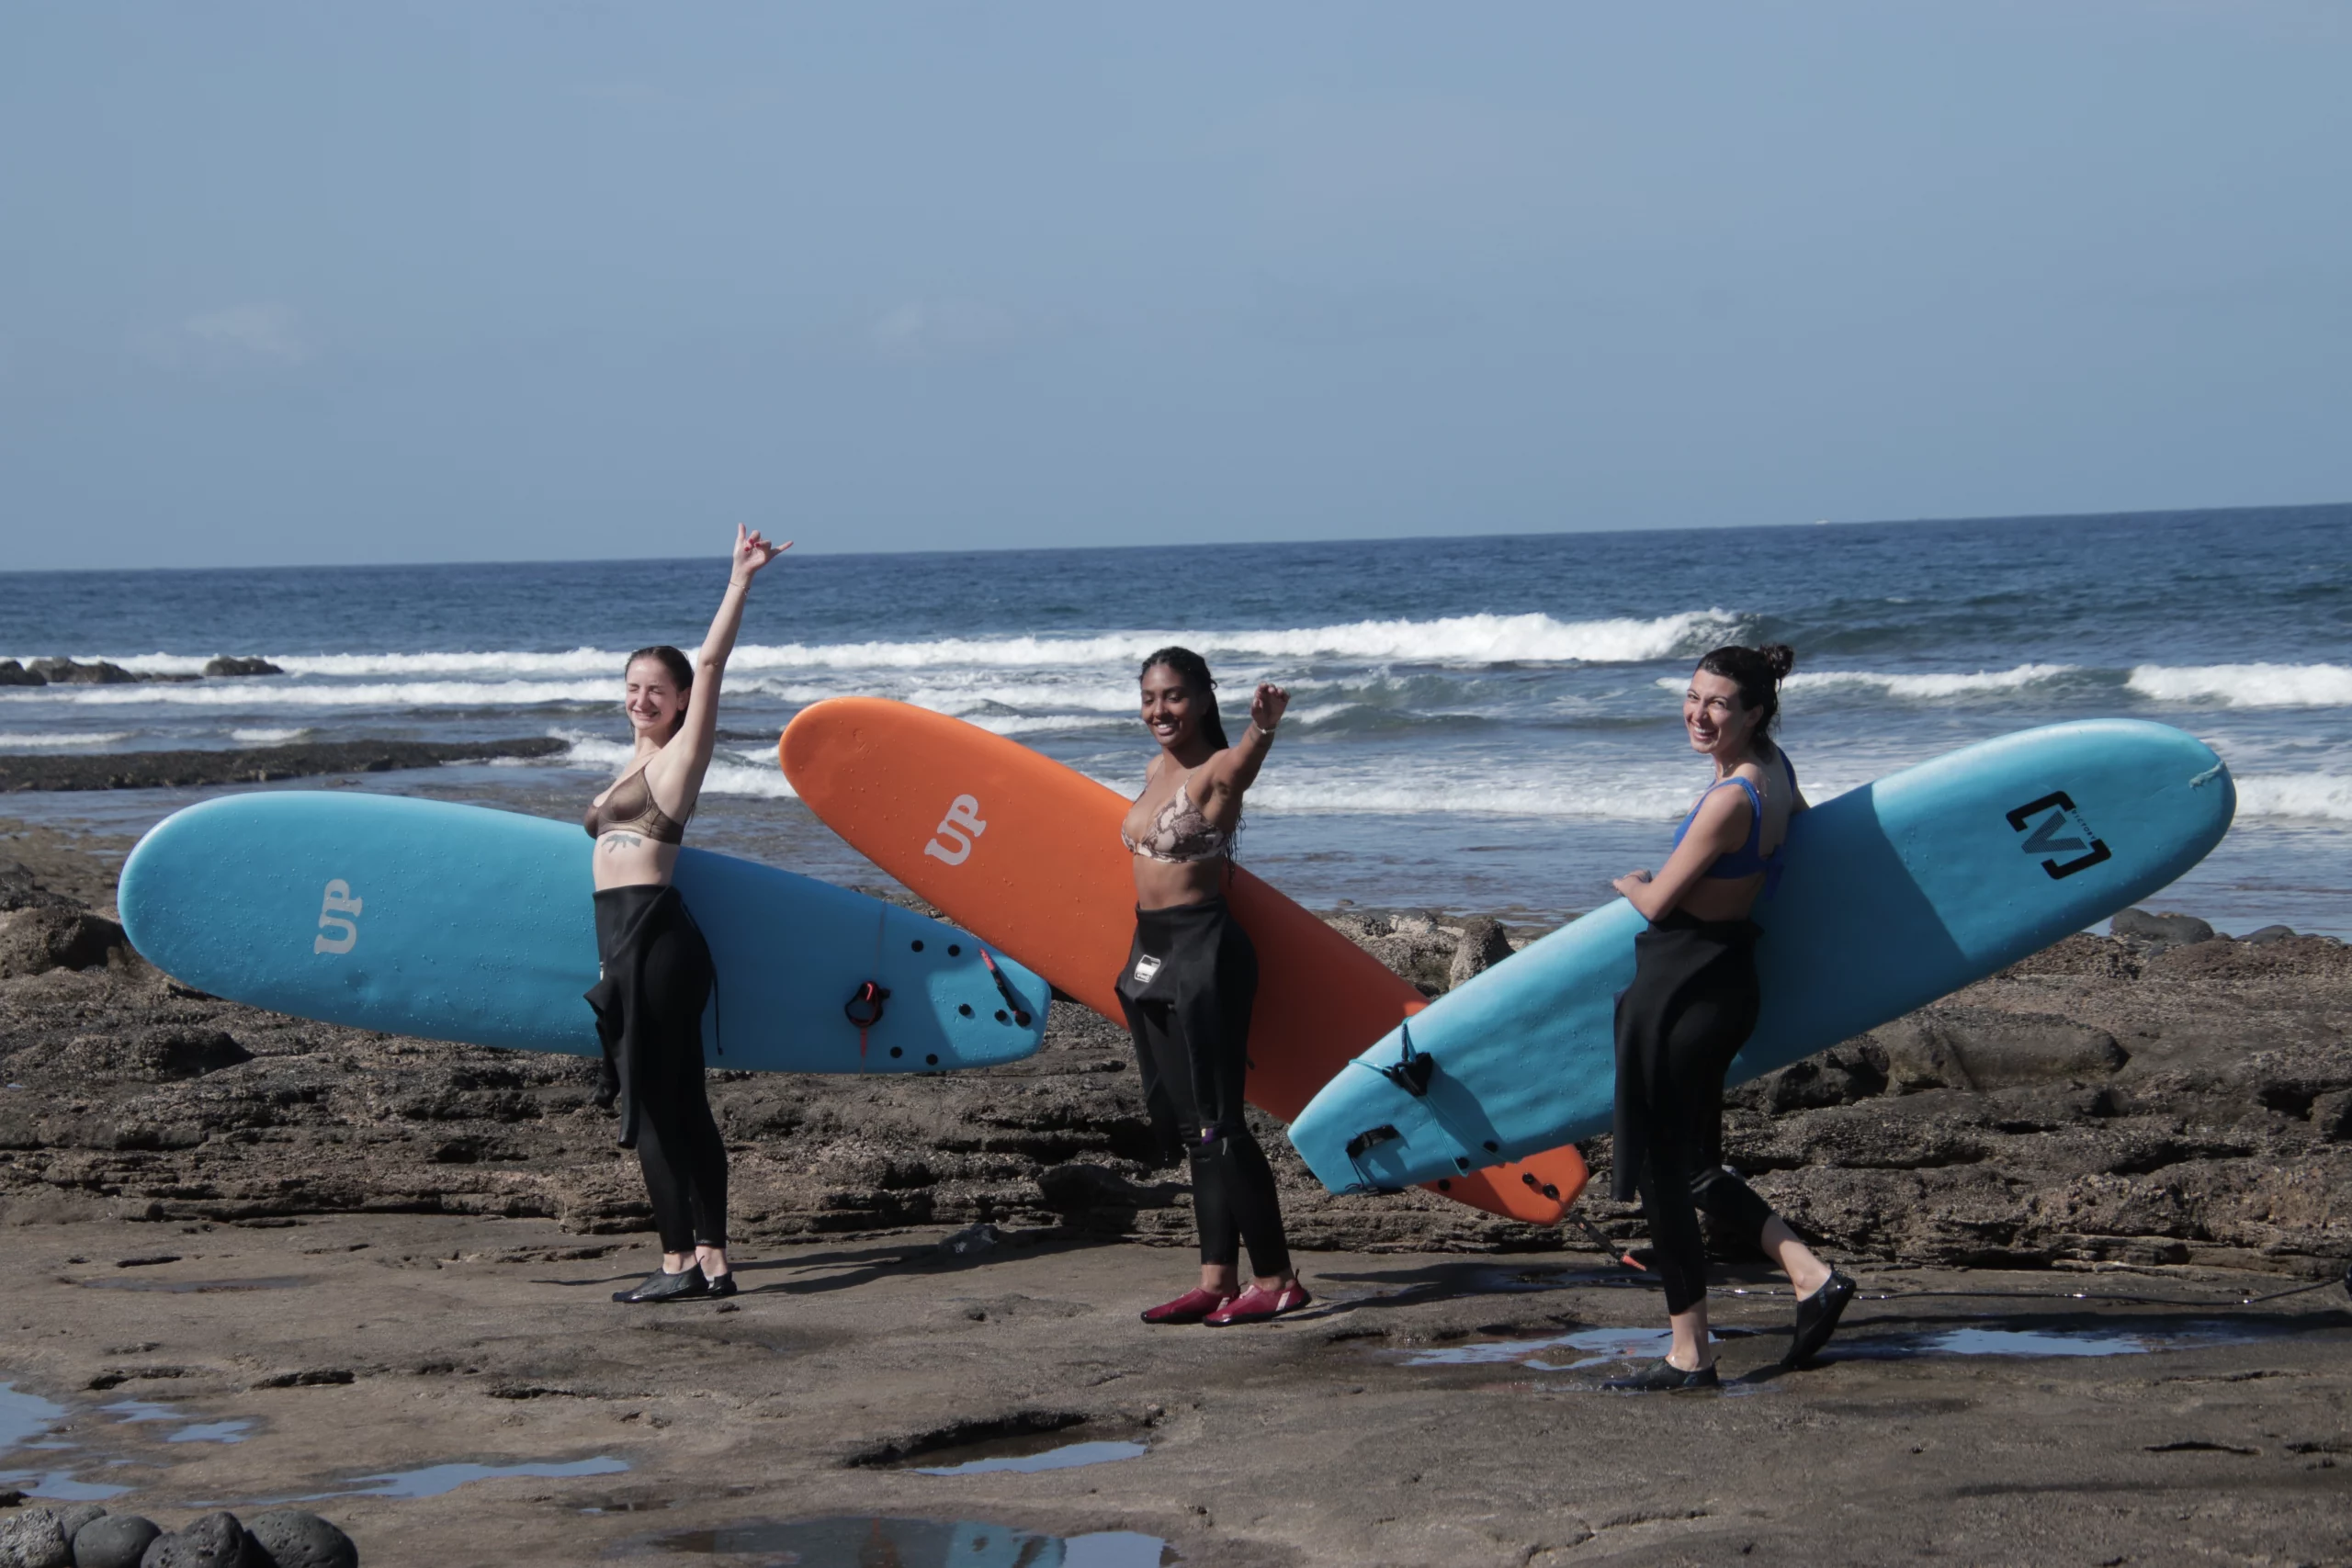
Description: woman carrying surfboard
xmin=1603 ymin=642 xmax=1853 ymax=1388
xmin=586 ymin=524 xmax=787 ymax=1305
xmin=1118 ymin=648 xmax=1308 ymax=1326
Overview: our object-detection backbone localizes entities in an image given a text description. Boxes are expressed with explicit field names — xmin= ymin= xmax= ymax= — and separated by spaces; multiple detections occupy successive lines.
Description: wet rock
xmin=71 ymin=1514 xmax=161 ymax=1568
xmin=27 ymin=660 xmax=141 ymax=686
xmin=0 ymin=909 xmax=126 ymax=977
xmin=198 ymin=659 xmax=282 ymax=679
xmin=2243 ymin=924 xmax=2299 ymax=945
xmin=0 ymin=1506 xmax=72 ymax=1568
xmin=0 ymin=661 xmax=45 ymax=687
xmin=135 ymin=1512 xmax=253 ymax=1568
xmin=242 ymin=1511 xmax=355 ymax=1568
xmin=936 ymin=1223 xmax=1005 ymax=1257
xmin=2110 ymin=908 xmax=2215 ymax=947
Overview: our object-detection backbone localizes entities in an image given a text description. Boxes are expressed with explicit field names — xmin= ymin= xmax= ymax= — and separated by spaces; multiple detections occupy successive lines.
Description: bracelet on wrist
xmin=1251 ymin=720 xmax=1278 ymax=739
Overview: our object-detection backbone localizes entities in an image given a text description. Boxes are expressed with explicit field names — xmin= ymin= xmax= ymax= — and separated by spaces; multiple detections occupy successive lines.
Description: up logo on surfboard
xmin=922 ymin=795 xmax=987 ymax=867
xmin=312 ymin=879 xmax=362 ymax=954
xmin=2005 ymin=792 xmax=2112 ymax=881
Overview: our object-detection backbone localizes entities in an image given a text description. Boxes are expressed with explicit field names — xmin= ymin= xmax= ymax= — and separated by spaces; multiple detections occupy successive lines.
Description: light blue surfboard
xmin=1288 ymin=720 xmax=2234 ymax=1194
xmin=117 ymin=792 xmax=1049 ymax=1073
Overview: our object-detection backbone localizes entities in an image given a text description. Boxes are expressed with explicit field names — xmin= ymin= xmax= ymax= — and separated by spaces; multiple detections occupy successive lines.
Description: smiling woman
xmin=582 ymin=525 xmax=788 ymax=1307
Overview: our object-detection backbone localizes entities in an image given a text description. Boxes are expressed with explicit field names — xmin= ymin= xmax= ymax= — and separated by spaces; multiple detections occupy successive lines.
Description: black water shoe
xmin=613 ymin=1265 xmax=707 ymax=1304
xmin=1601 ymin=1358 xmax=1720 ymax=1393
xmin=1785 ymin=1270 xmax=1856 ymax=1366
xmin=702 ymin=1272 xmax=739 ymax=1300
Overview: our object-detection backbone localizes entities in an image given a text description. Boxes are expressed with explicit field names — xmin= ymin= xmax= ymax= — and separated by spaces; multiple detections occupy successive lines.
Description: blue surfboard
xmin=1287 ymin=720 xmax=2234 ymax=1194
xmin=117 ymin=792 xmax=1049 ymax=1073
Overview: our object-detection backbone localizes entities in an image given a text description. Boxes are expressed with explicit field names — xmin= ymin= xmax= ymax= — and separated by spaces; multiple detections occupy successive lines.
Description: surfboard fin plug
xmin=844 ymin=980 xmax=890 ymax=1063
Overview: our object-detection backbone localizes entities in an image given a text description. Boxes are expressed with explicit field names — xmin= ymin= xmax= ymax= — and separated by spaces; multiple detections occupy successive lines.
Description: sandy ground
xmin=4 ymin=1212 xmax=2349 ymax=1567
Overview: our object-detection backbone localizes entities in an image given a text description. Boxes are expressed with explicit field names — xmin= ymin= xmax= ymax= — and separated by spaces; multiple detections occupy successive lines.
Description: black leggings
xmin=1611 ymin=911 xmax=1780 ymax=1314
xmin=1116 ymin=898 xmax=1291 ymax=1280
xmin=592 ymin=886 xmax=727 ymax=1255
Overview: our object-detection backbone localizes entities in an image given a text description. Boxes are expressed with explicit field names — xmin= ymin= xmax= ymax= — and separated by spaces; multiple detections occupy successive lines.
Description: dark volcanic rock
xmin=241 ymin=1511 xmax=354 ymax=1568
xmin=2111 ymin=907 xmax=2216 ymax=946
xmin=135 ymin=1513 xmax=252 ymax=1568
xmin=0 ymin=1506 xmax=72 ymax=1568
xmin=0 ymin=909 xmax=126 ymax=977
xmin=0 ymin=862 xmax=74 ymax=914
xmin=27 ymin=660 xmax=141 ymax=686
xmin=0 ymin=661 xmax=44 ymax=687
xmin=72 ymin=1514 xmax=161 ymax=1568
xmin=198 ymin=659 xmax=283 ymax=679
xmin=0 ymin=737 xmax=566 ymax=793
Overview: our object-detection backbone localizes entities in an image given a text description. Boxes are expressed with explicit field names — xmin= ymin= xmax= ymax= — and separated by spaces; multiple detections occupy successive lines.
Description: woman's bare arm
xmin=1611 ymin=784 xmax=1752 ymax=921
xmin=655 ymin=525 xmax=787 ymax=801
xmin=1200 ymin=682 xmax=1289 ymax=803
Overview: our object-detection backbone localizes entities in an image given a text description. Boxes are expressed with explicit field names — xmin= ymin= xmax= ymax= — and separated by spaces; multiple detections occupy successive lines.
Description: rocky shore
xmin=0 ymin=818 xmax=2344 ymax=1275
xmin=0 ymin=740 xmax=567 ymax=795
xmin=0 ymin=817 xmax=2346 ymax=1564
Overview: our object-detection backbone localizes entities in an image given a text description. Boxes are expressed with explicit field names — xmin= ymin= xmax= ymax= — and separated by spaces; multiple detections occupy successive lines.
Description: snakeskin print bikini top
xmin=1121 ymin=772 xmax=1230 ymax=863
xmin=583 ymin=766 xmax=689 ymax=845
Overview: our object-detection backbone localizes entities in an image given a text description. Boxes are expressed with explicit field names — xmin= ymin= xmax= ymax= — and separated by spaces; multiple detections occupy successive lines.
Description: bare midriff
xmin=1131 ymin=854 xmax=1227 ymax=911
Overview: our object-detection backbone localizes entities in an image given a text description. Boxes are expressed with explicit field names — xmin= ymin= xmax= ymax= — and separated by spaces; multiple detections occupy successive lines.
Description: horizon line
xmin=3 ymin=497 xmax=2345 ymax=578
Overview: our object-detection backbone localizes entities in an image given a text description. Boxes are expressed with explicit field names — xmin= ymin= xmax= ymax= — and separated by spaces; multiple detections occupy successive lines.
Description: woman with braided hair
xmin=1115 ymin=647 xmax=1309 ymax=1327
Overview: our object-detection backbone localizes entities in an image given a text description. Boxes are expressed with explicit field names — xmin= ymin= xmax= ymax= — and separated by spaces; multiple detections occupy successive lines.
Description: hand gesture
xmin=731 ymin=524 xmax=790 ymax=586
xmin=1611 ymin=869 xmax=1654 ymax=899
xmin=1250 ymin=682 xmax=1290 ymax=734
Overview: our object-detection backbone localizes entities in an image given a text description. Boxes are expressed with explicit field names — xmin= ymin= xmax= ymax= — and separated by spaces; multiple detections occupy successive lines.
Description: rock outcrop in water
xmin=0 ymin=824 xmax=2344 ymax=1278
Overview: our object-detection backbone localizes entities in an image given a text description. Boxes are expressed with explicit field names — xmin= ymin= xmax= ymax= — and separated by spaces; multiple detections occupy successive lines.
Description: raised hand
xmin=1250 ymin=682 xmax=1290 ymax=734
xmin=731 ymin=524 xmax=791 ymax=585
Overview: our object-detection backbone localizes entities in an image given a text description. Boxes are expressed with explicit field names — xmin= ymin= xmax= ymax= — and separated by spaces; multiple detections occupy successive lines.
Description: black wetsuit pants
xmin=588 ymin=885 xmax=728 ymax=1255
xmin=1611 ymin=910 xmax=1781 ymax=1315
xmin=1115 ymin=898 xmax=1292 ymax=1280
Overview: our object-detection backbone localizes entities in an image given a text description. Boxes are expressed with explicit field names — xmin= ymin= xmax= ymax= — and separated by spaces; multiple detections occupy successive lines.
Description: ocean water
xmin=3 ymin=504 xmax=2347 ymax=935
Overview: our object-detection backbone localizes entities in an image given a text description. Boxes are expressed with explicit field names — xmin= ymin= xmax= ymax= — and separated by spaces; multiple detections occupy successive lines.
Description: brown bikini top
xmin=1121 ymin=773 xmax=1230 ymax=863
xmin=583 ymin=766 xmax=688 ymax=845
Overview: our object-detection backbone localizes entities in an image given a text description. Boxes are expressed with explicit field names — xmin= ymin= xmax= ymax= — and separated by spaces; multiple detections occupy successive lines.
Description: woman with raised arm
xmin=586 ymin=525 xmax=787 ymax=1304
xmin=1602 ymin=642 xmax=1852 ymax=1389
xmin=1115 ymin=648 xmax=1308 ymax=1327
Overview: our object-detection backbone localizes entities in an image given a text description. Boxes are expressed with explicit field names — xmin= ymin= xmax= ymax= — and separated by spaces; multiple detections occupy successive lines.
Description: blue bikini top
xmin=1672 ymin=752 xmax=1796 ymax=893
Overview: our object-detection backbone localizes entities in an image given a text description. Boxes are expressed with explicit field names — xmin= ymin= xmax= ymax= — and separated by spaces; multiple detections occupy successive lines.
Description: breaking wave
xmin=2127 ymin=663 xmax=2352 ymax=709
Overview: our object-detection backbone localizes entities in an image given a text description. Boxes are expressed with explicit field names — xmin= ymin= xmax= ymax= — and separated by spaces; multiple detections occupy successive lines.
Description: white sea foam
xmin=21 ymin=679 xmax=616 ymax=709
xmin=230 ymin=727 xmax=306 ymax=743
xmin=2232 ymin=773 xmax=2352 ymax=822
xmin=0 ymin=730 xmax=132 ymax=749
xmin=551 ymin=732 xmax=797 ymax=799
xmin=1737 ymin=664 xmax=2080 ymax=700
xmin=2127 ymin=662 xmax=2352 ymax=709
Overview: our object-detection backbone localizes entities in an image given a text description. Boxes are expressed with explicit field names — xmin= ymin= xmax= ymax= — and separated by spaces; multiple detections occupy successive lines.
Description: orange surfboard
xmin=780 ymin=698 xmax=1587 ymax=1224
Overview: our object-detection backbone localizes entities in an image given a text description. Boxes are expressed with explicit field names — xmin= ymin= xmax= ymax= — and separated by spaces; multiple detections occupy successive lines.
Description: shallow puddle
xmin=1836 ymin=1321 xmax=2283 ymax=1360
xmin=643 ymin=1515 xmax=1170 ymax=1566
xmin=321 ymin=1455 xmax=632 ymax=1499
xmin=0 ymin=1382 xmax=257 ymax=1499
xmin=912 ymin=1439 xmax=1149 ymax=1477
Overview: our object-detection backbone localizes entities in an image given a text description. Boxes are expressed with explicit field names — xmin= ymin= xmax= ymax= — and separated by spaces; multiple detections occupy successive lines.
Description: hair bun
xmin=1759 ymin=643 xmax=1796 ymax=681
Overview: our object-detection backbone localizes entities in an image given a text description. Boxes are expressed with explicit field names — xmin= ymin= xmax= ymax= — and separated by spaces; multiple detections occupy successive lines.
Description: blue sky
xmin=3 ymin=2 xmax=2346 ymax=569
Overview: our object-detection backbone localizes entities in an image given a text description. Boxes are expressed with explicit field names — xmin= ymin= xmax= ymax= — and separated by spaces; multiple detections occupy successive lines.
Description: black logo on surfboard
xmin=2006 ymin=792 xmax=2112 ymax=881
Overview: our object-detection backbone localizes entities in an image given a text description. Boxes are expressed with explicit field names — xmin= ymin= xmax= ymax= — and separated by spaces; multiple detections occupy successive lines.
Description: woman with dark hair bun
xmin=1602 ymin=640 xmax=1853 ymax=1388
xmin=1116 ymin=647 xmax=1309 ymax=1326
xmin=585 ymin=525 xmax=787 ymax=1304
